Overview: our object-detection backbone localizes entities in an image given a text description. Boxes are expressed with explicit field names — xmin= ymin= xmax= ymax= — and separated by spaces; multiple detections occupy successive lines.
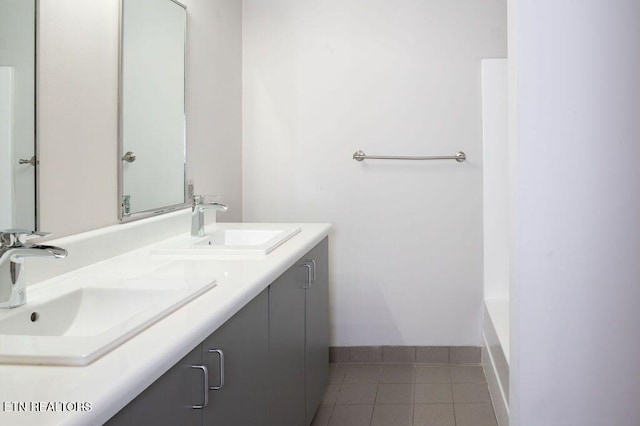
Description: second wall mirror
xmin=118 ymin=0 xmax=188 ymax=221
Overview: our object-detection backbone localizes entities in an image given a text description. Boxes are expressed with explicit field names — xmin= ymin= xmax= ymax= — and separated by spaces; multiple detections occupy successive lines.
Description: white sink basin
xmin=0 ymin=277 xmax=216 ymax=365
xmin=151 ymin=224 xmax=302 ymax=256
xmin=205 ymin=229 xmax=284 ymax=246
xmin=1 ymin=288 xmax=177 ymax=337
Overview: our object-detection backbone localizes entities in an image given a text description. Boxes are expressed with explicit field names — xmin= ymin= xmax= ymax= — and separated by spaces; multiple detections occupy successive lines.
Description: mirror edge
xmin=117 ymin=0 xmax=189 ymax=224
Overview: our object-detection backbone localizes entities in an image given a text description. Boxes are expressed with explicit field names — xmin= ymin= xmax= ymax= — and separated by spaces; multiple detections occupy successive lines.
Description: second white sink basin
xmin=0 ymin=274 xmax=216 ymax=365
xmin=204 ymin=229 xmax=284 ymax=247
xmin=151 ymin=224 xmax=302 ymax=256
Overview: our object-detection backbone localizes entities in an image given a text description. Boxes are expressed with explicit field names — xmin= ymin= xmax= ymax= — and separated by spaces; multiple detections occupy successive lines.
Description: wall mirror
xmin=118 ymin=0 xmax=188 ymax=222
xmin=0 ymin=0 xmax=36 ymax=231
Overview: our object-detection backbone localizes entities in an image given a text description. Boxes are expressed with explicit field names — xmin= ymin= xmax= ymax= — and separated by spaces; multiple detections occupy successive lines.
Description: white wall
xmin=183 ymin=0 xmax=243 ymax=218
xmin=38 ymin=0 xmax=242 ymax=237
xmin=482 ymin=59 xmax=509 ymax=302
xmin=243 ymin=0 xmax=507 ymax=345
xmin=38 ymin=0 xmax=119 ymax=235
xmin=510 ymin=0 xmax=640 ymax=424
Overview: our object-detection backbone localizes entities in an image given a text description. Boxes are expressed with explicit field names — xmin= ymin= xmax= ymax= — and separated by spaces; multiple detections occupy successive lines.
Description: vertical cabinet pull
xmin=300 ymin=263 xmax=312 ymax=289
xmin=208 ymin=349 xmax=225 ymax=390
xmin=305 ymin=259 xmax=316 ymax=284
xmin=300 ymin=259 xmax=316 ymax=288
xmin=190 ymin=365 xmax=209 ymax=409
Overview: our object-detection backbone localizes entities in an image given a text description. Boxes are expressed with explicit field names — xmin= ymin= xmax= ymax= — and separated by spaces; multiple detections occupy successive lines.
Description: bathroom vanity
xmin=108 ymin=238 xmax=329 ymax=426
xmin=0 ymin=215 xmax=330 ymax=426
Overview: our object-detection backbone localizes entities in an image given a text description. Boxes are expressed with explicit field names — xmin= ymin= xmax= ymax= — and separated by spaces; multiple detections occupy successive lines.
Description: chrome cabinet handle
xmin=190 ymin=365 xmax=209 ymax=409
xmin=300 ymin=263 xmax=312 ymax=289
xmin=208 ymin=349 xmax=225 ymax=390
xmin=305 ymin=259 xmax=316 ymax=284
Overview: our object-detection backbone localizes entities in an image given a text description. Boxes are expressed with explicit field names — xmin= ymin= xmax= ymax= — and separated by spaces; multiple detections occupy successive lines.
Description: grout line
xmin=451 ymin=380 xmax=457 ymax=426
xmin=412 ymin=370 xmax=417 ymax=426
xmin=369 ymin=371 xmax=381 ymax=425
xmin=326 ymin=403 xmax=335 ymax=426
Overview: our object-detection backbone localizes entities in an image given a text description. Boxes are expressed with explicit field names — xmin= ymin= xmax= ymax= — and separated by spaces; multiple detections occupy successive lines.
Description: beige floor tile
xmin=450 ymin=366 xmax=486 ymax=383
xmin=381 ymin=365 xmax=416 ymax=383
xmin=371 ymin=404 xmax=413 ymax=426
xmin=415 ymin=347 xmax=450 ymax=363
xmin=450 ymin=347 xmax=481 ymax=364
xmin=452 ymin=383 xmax=491 ymax=403
xmin=329 ymin=404 xmax=373 ymax=426
xmin=350 ymin=346 xmax=383 ymax=363
xmin=336 ymin=383 xmax=378 ymax=405
xmin=376 ymin=384 xmax=414 ymax=404
xmin=414 ymin=383 xmax=453 ymax=404
xmin=415 ymin=366 xmax=450 ymax=383
xmin=383 ymin=346 xmax=416 ymax=363
xmin=413 ymin=404 xmax=455 ymax=426
xmin=344 ymin=365 xmax=381 ymax=384
xmin=454 ymin=403 xmax=498 ymax=426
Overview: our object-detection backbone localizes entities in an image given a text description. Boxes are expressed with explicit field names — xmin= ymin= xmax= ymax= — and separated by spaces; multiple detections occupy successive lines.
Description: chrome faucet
xmin=0 ymin=230 xmax=67 ymax=309
xmin=191 ymin=196 xmax=227 ymax=237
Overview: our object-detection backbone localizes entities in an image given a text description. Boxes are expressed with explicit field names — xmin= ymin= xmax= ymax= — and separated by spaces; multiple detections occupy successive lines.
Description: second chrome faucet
xmin=191 ymin=196 xmax=227 ymax=237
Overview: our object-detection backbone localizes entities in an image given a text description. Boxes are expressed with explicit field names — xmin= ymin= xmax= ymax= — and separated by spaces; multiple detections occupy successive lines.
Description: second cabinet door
xmin=202 ymin=289 xmax=269 ymax=426
xmin=305 ymin=238 xmax=329 ymax=425
xmin=269 ymin=259 xmax=307 ymax=426
xmin=269 ymin=238 xmax=330 ymax=426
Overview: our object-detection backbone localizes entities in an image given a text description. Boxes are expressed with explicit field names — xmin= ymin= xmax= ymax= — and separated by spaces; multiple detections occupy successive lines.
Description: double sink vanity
xmin=0 ymin=213 xmax=331 ymax=425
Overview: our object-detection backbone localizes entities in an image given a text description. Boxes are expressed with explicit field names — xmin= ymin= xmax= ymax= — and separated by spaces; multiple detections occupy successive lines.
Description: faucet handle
xmin=192 ymin=195 xmax=219 ymax=205
xmin=0 ymin=229 xmax=50 ymax=246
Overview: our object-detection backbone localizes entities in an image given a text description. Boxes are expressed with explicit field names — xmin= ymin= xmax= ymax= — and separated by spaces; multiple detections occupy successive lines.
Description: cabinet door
xmin=106 ymin=345 xmax=204 ymax=426
xmin=305 ymin=237 xmax=330 ymax=425
xmin=269 ymin=260 xmax=307 ymax=426
xmin=202 ymin=289 xmax=269 ymax=426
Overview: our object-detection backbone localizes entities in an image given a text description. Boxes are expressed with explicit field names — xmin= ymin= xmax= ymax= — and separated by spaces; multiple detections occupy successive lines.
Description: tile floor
xmin=312 ymin=363 xmax=498 ymax=426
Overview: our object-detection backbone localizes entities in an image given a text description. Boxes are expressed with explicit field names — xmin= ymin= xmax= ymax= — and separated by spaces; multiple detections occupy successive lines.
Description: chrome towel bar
xmin=353 ymin=150 xmax=466 ymax=162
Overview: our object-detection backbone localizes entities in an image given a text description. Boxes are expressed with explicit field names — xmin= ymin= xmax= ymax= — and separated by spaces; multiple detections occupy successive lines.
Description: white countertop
xmin=0 ymin=221 xmax=331 ymax=426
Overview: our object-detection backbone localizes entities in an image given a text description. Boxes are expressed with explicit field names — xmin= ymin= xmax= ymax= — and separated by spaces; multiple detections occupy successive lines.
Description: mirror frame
xmin=34 ymin=0 xmax=39 ymax=231
xmin=117 ymin=0 xmax=189 ymax=223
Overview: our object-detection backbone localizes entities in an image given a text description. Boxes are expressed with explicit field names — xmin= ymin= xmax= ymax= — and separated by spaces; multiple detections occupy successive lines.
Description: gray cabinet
xmin=304 ymin=238 xmax=329 ymax=425
xmin=269 ymin=237 xmax=329 ymax=426
xmin=107 ymin=239 xmax=328 ymax=426
xmin=108 ymin=290 xmax=268 ymax=426
xmin=202 ymin=289 xmax=269 ymax=426
xmin=268 ymin=255 xmax=307 ymax=426
xmin=106 ymin=346 xmax=204 ymax=426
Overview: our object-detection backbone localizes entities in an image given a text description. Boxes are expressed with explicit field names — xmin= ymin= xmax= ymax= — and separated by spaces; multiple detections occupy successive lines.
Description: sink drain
xmin=30 ymin=312 xmax=39 ymax=322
